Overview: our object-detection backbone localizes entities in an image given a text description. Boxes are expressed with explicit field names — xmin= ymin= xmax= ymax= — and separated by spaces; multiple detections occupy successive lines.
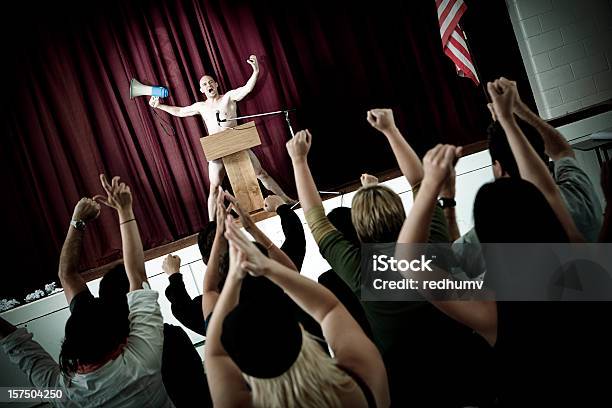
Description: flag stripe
xmin=446 ymin=42 xmax=479 ymax=83
xmin=437 ymin=0 xmax=479 ymax=85
xmin=447 ymin=41 xmax=477 ymax=77
xmin=449 ymin=33 xmax=470 ymax=59
xmin=437 ymin=0 xmax=453 ymax=21
xmin=439 ymin=0 xmax=465 ymax=45
xmin=451 ymin=29 xmax=468 ymax=51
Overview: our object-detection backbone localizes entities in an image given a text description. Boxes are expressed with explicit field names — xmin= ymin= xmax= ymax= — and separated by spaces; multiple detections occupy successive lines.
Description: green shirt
xmin=305 ymin=201 xmax=451 ymax=354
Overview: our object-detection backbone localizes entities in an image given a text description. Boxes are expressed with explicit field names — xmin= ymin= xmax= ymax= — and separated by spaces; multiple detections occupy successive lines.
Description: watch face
xmin=72 ymin=220 xmax=86 ymax=230
xmin=438 ymin=198 xmax=456 ymax=209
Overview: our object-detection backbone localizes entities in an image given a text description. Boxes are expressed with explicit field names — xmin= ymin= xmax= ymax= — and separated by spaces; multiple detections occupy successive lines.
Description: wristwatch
xmin=70 ymin=219 xmax=86 ymax=231
xmin=437 ymin=197 xmax=456 ymax=209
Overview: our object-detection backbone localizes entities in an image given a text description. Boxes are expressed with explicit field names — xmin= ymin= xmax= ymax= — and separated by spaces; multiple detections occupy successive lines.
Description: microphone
xmin=216 ymin=111 xmax=226 ymax=125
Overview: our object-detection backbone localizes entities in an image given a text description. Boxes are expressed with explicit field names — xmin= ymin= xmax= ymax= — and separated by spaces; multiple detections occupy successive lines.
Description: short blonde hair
xmin=351 ymin=184 xmax=405 ymax=243
xmin=243 ymin=329 xmax=355 ymax=408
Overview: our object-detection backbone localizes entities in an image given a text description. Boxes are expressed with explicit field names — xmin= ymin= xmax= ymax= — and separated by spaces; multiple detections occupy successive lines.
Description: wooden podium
xmin=200 ymin=121 xmax=267 ymax=217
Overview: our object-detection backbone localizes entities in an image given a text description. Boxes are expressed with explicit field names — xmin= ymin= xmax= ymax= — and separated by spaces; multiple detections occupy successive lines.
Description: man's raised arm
xmin=149 ymin=97 xmax=202 ymax=118
xmin=367 ymin=109 xmax=424 ymax=188
xmin=488 ymin=79 xmax=583 ymax=242
xmin=58 ymin=198 xmax=101 ymax=304
xmin=227 ymin=55 xmax=259 ymax=102
xmin=510 ymin=79 xmax=574 ymax=161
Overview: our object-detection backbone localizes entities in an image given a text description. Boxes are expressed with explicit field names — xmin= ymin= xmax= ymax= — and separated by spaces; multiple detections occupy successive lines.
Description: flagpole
xmin=459 ymin=23 xmax=490 ymax=103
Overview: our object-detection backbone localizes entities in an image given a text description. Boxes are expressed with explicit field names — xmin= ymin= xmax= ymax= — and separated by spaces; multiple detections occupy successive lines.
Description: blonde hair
xmin=243 ymin=329 xmax=356 ymax=408
xmin=351 ymin=184 xmax=405 ymax=243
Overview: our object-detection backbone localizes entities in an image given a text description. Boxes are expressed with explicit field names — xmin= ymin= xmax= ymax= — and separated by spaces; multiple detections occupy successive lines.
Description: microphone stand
xmin=217 ymin=109 xmax=296 ymax=137
xmin=216 ymin=108 xmax=341 ymax=208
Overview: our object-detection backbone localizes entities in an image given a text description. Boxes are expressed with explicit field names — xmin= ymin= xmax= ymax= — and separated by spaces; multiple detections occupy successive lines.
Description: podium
xmin=200 ymin=121 xmax=268 ymax=218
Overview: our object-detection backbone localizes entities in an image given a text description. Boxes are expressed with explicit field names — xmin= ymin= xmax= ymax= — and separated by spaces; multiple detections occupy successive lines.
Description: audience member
xmin=1 ymin=175 xmax=174 ymax=407
xmin=204 ymin=216 xmax=390 ymax=408
xmin=453 ymin=77 xmax=596 ymax=277
xmin=321 ymin=206 xmax=373 ymax=339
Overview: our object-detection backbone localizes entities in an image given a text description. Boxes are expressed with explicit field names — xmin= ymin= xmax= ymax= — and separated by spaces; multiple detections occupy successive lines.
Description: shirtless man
xmin=149 ymin=55 xmax=294 ymax=220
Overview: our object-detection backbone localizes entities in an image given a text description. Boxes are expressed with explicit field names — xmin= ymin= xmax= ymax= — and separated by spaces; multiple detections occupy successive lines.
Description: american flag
xmin=437 ymin=0 xmax=480 ymax=85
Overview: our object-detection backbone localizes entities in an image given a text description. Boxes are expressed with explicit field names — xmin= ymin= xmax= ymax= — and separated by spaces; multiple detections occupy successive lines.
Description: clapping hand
xmin=224 ymin=215 xmax=270 ymax=278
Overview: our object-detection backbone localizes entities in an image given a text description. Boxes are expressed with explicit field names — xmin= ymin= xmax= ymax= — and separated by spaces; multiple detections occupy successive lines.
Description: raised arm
xmin=440 ymin=161 xmax=461 ymax=241
xmin=202 ymin=188 xmax=229 ymax=318
xmin=397 ymin=145 xmax=498 ymax=346
xmin=163 ymin=254 xmax=206 ymax=335
xmin=227 ymin=55 xmax=259 ymax=102
xmin=286 ymin=129 xmax=322 ymax=213
xmin=510 ymin=80 xmax=574 ymax=160
xmin=204 ymin=224 xmax=253 ymax=408
xmin=265 ymin=195 xmax=306 ymax=270
xmin=58 ymin=198 xmax=100 ymax=304
xmin=488 ymin=79 xmax=583 ymax=242
xmin=224 ymin=218 xmax=390 ymax=408
xmin=226 ymin=192 xmax=297 ymax=271
xmin=95 ymin=175 xmax=147 ymax=291
xmin=398 ymin=145 xmax=456 ymax=244
xmin=149 ymin=97 xmax=202 ymax=118
xmin=367 ymin=109 xmax=424 ymax=188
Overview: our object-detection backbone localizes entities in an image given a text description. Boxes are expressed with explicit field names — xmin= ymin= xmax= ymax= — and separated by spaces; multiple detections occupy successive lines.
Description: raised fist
xmin=422 ymin=144 xmax=461 ymax=191
xmin=72 ymin=198 xmax=101 ymax=222
xmin=286 ymin=130 xmax=312 ymax=162
xmin=487 ymin=78 xmax=517 ymax=121
xmin=367 ymin=109 xmax=396 ymax=132
xmin=360 ymin=173 xmax=379 ymax=187
xmin=264 ymin=195 xmax=285 ymax=213
xmin=247 ymin=55 xmax=259 ymax=72
xmin=162 ymin=254 xmax=181 ymax=276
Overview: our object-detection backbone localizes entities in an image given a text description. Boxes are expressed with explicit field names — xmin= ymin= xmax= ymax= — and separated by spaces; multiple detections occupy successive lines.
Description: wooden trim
xmin=81 ymin=233 xmax=199 ymax=282
xmin=461 ymin=140 xmax=489 ymax=156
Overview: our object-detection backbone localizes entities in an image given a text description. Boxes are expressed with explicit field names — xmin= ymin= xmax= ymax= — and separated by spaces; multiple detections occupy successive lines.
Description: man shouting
xmin=150 ymin=55 xmax=294 ymax=220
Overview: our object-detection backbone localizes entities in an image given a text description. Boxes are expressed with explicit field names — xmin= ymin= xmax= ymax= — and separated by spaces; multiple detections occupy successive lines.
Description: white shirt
xmin=1 ymin=289 xmax=174 ymax=408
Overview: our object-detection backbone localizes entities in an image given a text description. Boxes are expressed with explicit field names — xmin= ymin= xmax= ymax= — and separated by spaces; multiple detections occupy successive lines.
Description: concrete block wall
xmin=506 ymin=0 xmax=612 ymax=119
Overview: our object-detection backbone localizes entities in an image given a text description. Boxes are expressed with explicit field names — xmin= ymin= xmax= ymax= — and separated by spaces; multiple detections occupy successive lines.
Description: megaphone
xmin=130 ymin=78 xmax=169 ymax=99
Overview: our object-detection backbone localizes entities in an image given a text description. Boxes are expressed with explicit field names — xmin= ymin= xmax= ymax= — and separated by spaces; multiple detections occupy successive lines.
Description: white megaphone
xmin=130 ymin=78 xmax=169 ymax=99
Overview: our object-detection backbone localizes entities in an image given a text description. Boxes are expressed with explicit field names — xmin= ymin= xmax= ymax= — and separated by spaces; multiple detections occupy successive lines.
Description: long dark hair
xmin=59 ymin=299 xmax=129 ymax=377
